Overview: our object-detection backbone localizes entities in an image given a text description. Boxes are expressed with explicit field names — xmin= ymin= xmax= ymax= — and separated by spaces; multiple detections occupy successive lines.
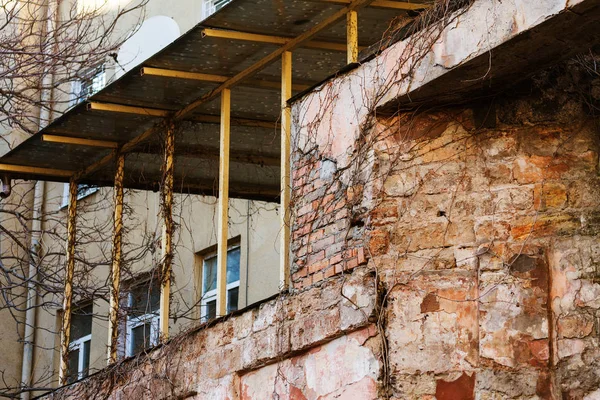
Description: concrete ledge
xmin=376 ymin=0 xmax=600 ymax=113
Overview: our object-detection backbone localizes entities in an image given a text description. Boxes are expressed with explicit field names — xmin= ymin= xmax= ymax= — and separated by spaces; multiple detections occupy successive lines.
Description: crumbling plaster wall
xmin=290 ymin=43 xmax=600 ymax=400
xmin=286 ymin=0 xmax=600 ymax=396
xmin=44 ymin=268 xmax=380 ymax=399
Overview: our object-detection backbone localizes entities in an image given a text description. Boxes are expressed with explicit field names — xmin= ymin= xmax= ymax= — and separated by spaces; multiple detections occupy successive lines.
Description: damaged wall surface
xmin=42 ymin=0 xmax=600 ymax=399
xmin=44 ymin=269 xmax=379 ymax=399
xmin=289 ymin=72 xmax=600 ymax=398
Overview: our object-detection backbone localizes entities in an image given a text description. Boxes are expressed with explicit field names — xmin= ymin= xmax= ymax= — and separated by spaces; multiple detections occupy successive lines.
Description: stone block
xmin=368 ymin=229 xmax=390 ymax=256
xmin=533 ymin=182 xmax=567 ymax=210
xmin=290 ymin=307 xmax=341 ymax=352
xmin=240 ymin=329 xmax=378 ymax=400
xmin=386 ymin=271 xmax=478 ymax=374
xmin=479 ymin=253 xmax=549 ymax=368
xmin=557 ymin=313 xmax=594 ymax=339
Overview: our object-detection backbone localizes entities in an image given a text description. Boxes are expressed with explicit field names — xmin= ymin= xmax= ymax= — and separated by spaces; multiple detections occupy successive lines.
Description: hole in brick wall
xmin=351 ymin=218 xmax=365 ymax=228
xmin=437 ymin=210 xmax=446 ymax=217
xmin=473 ymin=101 xmax=497 ymax=129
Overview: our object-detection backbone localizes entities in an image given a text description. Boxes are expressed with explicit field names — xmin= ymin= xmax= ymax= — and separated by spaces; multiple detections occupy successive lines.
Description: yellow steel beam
xmin=59 ymin=180 xmax=78 ymax=385
xmin=191 ymin=114 xmax=279 ymax=129
xmin=141 ymin=67 xmax=227 ymax=83
xmin=141 ymin=67 xmax=311 ymax=92
xmin=107 ymin=153 xmax=124 ymax=365
xmin=87 ymin=102 xmax=170 ymax=118
xmin=319 ymin=0 xmax=430 ymax=10
xmin=216 ymin=89 xmax=231 ymax=317
xmin=280 ymin=51 xmax=292 ymax=291
xmin=73 ymin=0 xmax=376 ymax=182
xmin=42 ymin=134 xmax=118 ymax=149
xmin=88 ymin=101 xmax=281 ymax=129
xmin=347 ymin=11 xmax=358 ymax=63
xmin=202 ymin=28 xmax=351 ymax=52
xmin=175 ymin=0 xmax=376 ymax=120
xmin=159 ymin=122 xmax=175 ymax=340
xmin=0 ymin=164 xmax=73 ymax=178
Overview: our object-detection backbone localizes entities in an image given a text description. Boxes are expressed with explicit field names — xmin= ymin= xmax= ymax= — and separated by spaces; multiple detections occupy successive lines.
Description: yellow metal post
xmin=59 ymin=180 xmax=78 ymax=385
xmin=216 ymin=89 xmax=231 ymax=317
xmin=107 ymin=153 xmax=125 ymax=364
xmin=159 ymin=123 xmax=175 ymax=340
xmin=347 ymin=11 xmax=358 ymax=64
xmin=280 ymin=52 xmax=292 ymax=291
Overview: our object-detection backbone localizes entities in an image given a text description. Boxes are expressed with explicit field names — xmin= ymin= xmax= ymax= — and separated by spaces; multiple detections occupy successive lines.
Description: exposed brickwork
xmin=291 ymin=157 xmax=367 ymax=289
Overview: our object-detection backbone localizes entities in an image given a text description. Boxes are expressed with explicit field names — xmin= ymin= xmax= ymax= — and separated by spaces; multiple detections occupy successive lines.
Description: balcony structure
xmin=2 ymin=0 xmax=600 ymax=398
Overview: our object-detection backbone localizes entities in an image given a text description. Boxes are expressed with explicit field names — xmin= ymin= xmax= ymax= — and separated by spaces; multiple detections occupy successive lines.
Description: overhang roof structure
xmin=0 ymin=0 xmax=430 ymax=202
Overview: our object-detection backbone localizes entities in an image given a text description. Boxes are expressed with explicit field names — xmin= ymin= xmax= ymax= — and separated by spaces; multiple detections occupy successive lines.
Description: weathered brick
xmin=323 ymin=266 xmax=337 ymax=279
xmin=533 ymin=182 xmax=567 ymax=210
xmin=310 ymin=234 xmax=336 ymax=252
xmin=306 ymin=250 xmax=326 ymax=265
xmin=368 ymin=229 xmax=390 ymax=256
xmin=308 ymin=259 xmax=328 ymax=275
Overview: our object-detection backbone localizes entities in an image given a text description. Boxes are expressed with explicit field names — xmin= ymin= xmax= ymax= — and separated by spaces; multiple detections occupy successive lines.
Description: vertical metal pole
xmin=280 ymin=52 xmax=292 ymax=291
xmin=159 ymin=123 xmax=175 ymax=340
xmin=21 ymin=181 xmax=44 ymax=399
xmin=59 ymin=180 xmax=78 ymax=385
xmin=216 ymin=89 xmax=231 ymax=317
xmin=107 ymin=154 xmax=124 ymax=364
xmin=347 ymin=11 xmax=358 ymax=64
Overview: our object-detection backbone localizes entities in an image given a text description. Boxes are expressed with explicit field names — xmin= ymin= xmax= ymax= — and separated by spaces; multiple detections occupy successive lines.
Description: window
xmin=126 ymin=279 xmax=160 ymax=357
xmin=70 ymin=64 xmax=106 ymax=107
xmin=61 ymin=183 xmax=99 ymax=208
xmin=202 ymin=0 xmax=231 ymax=18
xmin=66 ymin=304 xmax=93 ymax=384
xmin=200 ymin=245 xmax=240 ymax=322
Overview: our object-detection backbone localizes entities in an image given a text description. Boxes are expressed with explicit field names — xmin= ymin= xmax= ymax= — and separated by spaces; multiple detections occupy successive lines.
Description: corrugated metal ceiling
xmin=0 ymin=0 xmax=429 ymax=202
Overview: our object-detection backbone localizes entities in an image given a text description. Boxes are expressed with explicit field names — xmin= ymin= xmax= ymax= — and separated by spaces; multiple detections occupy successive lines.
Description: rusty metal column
xmin=347 ymin=11 xmax=358 ymax=64
xmin=159 ymin=122 xmax=175 ymax=340
xmin=59 ymin=180 xmax=78 ymax=385
xmin=107 ymin=153 xmax=125 ymax=364
xmin=280 ymin=52 xmax=292 ymax=291
xmin=216 ymin=89 xmax=231 ymax=317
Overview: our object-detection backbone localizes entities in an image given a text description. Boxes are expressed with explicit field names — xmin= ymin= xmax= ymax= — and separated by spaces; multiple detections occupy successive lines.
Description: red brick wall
xmin=291 ymin=157 xmax=367 ymax=288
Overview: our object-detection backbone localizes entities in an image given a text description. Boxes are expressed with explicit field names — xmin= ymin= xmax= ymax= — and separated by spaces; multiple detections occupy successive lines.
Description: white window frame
xmin=61 ymin=183 xmax=99 ymax=208
xmin=67 ymin=333 xmax=91 ymax=381
xmin=200 ymin=245 xmax=240 ymax=322
xmin=202 ymin=0 xmax=230 ymax=19
xmin=125 ymin=291 xmax=160 ymax=357
xmin=69 ymin=63 xmax=106 ymax=108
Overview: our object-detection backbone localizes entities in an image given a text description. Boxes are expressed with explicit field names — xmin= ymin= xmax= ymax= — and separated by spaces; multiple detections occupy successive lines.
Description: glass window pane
xmin=66 ymin=348 xmax=80 ymax=384
xmin=82 ymin=340 xmax=90 ymax=378
xmin=226 ymin=247 xmax=240 ymax=284
xmin=227 ymin=287 xmax=239 ymax=313
xmin=130 ymin=280 xmax=160 ymax=315
xmin=203 ymin=256 xmax=217 ymax=293
xmin=70 ymin=304 xmax=93 ymax=342
xmin=206 ymin=300 xmax=216 ymax=321
xmin=131 ymin=323 xmax=152 ymax=354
